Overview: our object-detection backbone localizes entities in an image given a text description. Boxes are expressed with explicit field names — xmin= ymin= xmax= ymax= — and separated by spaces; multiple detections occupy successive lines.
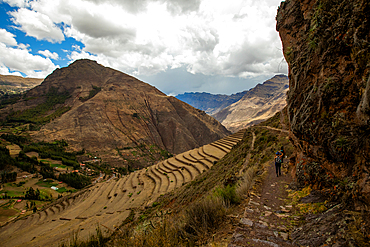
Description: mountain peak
xmin=1 ymin=60 xmax=230 ymax=165
xmin=212 ymin=75 xmax=288 ymax=131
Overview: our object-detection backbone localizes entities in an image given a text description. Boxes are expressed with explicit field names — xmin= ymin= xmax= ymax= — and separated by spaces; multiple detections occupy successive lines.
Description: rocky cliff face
xmin=1 ymin=60 xmax=230 ymax=165
xmin=277 ymin=0 xmax=370 ymax=209
xmin=213 ymin=75 xmax=288 ymax=132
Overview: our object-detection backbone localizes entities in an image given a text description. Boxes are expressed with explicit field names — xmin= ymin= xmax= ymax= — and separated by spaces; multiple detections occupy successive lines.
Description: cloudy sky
xmin=0 ymin=0 xmax=287 ymax=95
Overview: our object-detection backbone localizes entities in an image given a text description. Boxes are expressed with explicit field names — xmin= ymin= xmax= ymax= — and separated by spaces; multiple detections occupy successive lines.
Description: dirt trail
xmin=229 ymin=155 xmax=296 ymax=246
xmin=254 ymin=126 xmax=289 ymax=134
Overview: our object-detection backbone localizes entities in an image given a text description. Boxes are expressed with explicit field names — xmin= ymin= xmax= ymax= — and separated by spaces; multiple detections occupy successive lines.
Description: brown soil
xmin=0 ymin=208 xmax=18 ymax=222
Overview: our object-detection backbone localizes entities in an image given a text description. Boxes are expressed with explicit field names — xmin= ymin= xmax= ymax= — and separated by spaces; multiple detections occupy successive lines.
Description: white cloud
xmin=1 ymin=0 xmax=287 ymax=92
xmin=0 ymin=28 xmax=17 ymax=46
xmin=2 ymin=0 xmax=30 ymax=8
xmin=0 ymin=63 xmax=23 ymax=76
xmin=0 ymin=29 xmax=59 ymax=78
xmin=9 ymin=8 xmax=64 ymax=43
xmin=38 ymin=49 xmax=59 ymax=60
xmin=0 ymin=43 xmax=58 ymax=77
xmin=83 ymin=0 xmax=201 ymax=14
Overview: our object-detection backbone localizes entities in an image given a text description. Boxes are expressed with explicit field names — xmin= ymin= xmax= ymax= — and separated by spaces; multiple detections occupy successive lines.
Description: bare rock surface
xmin=277 ymin=0 xmax=370 ymax=208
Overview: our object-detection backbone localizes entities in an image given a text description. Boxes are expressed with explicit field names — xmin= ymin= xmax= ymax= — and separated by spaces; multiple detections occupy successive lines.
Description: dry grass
xmin=183 ymin=196 xmax=226 ymax=241
xmin=236 ymin=165 xmax=257 ymax=199
xmin=59 ymin=226 xmax=109 ymax=247
xmin=114 ymin=196 xmax=226 ymax=246
xmin=115 ymin=218 xmax=185 ymax=247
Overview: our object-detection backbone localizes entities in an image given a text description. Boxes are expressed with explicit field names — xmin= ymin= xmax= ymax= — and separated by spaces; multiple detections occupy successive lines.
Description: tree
xmin=0 ymin=171 xmax=17 ymax=183
xmin=25 ymin=187 xmax=40 ymax=200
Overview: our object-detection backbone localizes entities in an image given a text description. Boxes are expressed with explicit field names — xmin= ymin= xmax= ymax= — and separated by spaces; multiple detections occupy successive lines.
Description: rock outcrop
xmin=213 ymin=75 xmax=288 ymax=132
xmin=0 ymin=60 xmax=230 ymax=165
xmin=277 ymin=0 xmax=370 ymax=208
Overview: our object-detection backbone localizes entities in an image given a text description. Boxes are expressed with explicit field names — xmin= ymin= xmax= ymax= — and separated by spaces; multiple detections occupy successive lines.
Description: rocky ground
xmin=228 ymin=160 xmax=295 ymax=247
xmin=227 ymin=160 xmax=370 ymax=247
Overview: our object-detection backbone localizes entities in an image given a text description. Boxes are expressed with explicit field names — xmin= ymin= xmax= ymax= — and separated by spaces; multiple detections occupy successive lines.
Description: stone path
xmin=229 ymin=157 xmax=296 ymax=246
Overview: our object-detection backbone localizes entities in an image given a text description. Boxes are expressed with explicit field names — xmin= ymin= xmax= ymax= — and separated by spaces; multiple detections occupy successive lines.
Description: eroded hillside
xmin=277 ymin=0 xmax=370 ymax=208
xmin=213 ymin=75 xmax=288 ymax=132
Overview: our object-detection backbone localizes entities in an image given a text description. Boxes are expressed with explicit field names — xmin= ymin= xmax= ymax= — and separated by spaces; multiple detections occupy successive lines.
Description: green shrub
xmin=25 ymin=187 xmax=40 ymax=200
xmin=215 ymin=184 xmax=240 ymax=205
xmin=7 ymin=87 xmax=71 ymax=125
xmin=62 ymin=158 xmax=79 ymax=168
xmin=0 ymin=171 xmax=17 ymax=183
xmin=58 ymin=172 xmax=91 ymax=189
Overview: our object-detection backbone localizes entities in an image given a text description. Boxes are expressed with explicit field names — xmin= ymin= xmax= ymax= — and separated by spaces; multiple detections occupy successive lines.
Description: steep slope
xmin=0 ymin=60 xmax=230 ymax=165
xmin=277 ymin=0 xmax=370 ymax=208
xmin=0 ymin=74 xmax=43 ymax=95
xmin=175 ymin=91 xmax=248 ymax=115
xmin=213 ymin=75 xmax=288 ymax=132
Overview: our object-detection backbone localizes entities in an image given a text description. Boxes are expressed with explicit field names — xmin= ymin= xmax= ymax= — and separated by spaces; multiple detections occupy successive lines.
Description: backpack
xmin=275 ymin=154 xmax=282 ymax=163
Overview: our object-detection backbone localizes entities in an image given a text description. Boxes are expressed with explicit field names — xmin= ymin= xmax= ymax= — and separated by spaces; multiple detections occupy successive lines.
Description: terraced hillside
xmin=0 ymin=130 xmax=245 ymax=247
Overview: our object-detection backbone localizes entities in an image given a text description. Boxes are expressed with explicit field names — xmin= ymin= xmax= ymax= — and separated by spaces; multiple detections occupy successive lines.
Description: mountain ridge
xmin=213 ymin=74 xmax=288 ymax=132
xmin=175 ymin=74 xmax=288 ymax=116
xmin=0 ymin=59 xmax=230 ymax=166
xmin=175 ymin=90 xmax=249 ymax=115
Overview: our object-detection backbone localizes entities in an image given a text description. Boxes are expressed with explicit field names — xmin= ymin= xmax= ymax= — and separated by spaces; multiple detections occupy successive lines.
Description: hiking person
xmin=280 ymin=146 xmax=285 ymax=164
xmin=275 ymin=151 xmax=283 ymax=177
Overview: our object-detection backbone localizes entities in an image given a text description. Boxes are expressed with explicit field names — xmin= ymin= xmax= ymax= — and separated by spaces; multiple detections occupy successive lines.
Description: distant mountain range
xmin=176 ymin=75 xmax=289 ymax=132
xmin=176 ymin=91 xmax=249 ymax=115
xmin=0 ymin=74 xmax=43 ymax=95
